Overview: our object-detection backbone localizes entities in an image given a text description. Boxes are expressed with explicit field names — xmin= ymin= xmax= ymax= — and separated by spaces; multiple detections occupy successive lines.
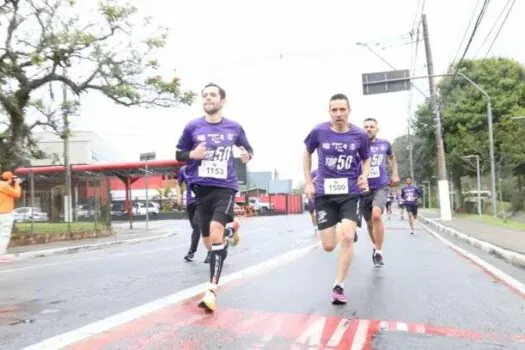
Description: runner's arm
xmin=175 ymin=124 xmax=194 ymax=161
xmin=303 ymin=148 xmax=314 ymax=185
xmin=236 ymin=126 xmax=254 ymax=159
xmin=358 ymin=133 xmax=370 ymax=178
xmin=387 ymin=148 xmax=399 ymax=179
xmin=303 ymin=129 xmax=319 ymax=185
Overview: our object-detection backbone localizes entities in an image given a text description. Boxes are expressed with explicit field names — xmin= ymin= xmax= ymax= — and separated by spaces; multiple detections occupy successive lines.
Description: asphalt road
xmin=1 ymin=214 xmax=524 ymax=349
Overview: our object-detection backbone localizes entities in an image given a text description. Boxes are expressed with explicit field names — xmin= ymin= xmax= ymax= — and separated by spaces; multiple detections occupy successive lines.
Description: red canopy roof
xmin=15 ymin=160 xmax=184 ymax=178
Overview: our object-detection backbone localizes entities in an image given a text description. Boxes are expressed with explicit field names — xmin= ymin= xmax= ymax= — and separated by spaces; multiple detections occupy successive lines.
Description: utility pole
xmin=421 ymin=13 xmax=452 ymax=220
xmin=62 ymin=66 xmax=73 ymax=232
xmin=407 ymin=118 xmax=415 ymax=179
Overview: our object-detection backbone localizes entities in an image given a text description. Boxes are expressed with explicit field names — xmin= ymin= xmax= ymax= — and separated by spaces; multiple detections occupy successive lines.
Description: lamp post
xmin=461 ymin=155 xmax=482 ymax=215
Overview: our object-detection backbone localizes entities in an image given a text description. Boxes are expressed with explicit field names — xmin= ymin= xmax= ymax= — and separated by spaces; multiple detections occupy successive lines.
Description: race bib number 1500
xmin=198 ymin=160 xmax=227 ymax=179
xmin=324 ymin=178 xmax=348 ymax=195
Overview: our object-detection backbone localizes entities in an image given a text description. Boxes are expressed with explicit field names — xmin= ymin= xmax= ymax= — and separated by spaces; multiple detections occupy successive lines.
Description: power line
xmin=435 ymin=0 xmax=491 ymax=110
xmin=484 ymin=0 xmax=516 ymax=56
xmin=453 ymin=0 xmax=491 ymax=74
xmin=451 ymin=0 xmax=484 ymax=66
xmin=474 ymin=0 xmax=512 ymax=57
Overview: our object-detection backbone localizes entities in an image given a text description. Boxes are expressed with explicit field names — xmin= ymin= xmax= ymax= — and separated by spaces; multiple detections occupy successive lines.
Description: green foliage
xmin=391 ymin=132 xmax=435 ymax=182
xmin=413 ymin=57 xmax=525 ymax=185
xmin=0 ymin=0 xmax=196 ymax=169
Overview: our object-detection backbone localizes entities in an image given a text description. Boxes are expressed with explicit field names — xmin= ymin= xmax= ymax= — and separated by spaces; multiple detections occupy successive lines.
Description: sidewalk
xmin=418 ymin=208 xmax=525 ymax=267
xmin=2 ymin=227 xmax=178 ymax=261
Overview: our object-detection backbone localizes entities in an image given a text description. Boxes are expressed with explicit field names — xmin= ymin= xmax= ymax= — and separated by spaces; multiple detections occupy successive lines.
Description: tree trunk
xmin=0 ymin=111 xmax=27 ymax=171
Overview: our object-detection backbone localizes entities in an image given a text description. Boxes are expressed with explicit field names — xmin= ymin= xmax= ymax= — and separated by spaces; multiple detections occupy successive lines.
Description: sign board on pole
xmin=362 ymin=69 xmax=411 ymax=95
xmin=139 ymin=152 xmax=156 ymax=161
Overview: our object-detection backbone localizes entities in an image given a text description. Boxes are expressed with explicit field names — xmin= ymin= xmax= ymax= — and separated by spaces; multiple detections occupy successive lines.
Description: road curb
xmin=1 ymin=231 xmax=177 ymax=261
xmin=419 ymin=215 xmax=525 ymax=269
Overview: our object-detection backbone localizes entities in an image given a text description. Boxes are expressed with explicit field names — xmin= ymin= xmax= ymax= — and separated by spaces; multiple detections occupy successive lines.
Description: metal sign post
xmin=140 ymin=152 xmax=156 ymax=233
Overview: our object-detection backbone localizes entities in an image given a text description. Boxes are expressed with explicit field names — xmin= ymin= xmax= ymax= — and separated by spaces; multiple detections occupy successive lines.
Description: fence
xmin=12 ymin=169 xmax=305 ymax=236
xmin=12 ymin=172 xmax=112 ymax=241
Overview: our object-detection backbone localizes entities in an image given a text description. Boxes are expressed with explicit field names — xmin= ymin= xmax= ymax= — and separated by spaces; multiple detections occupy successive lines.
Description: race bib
xmin=324 ymin=178 xmax=348 ymax=195
xmin=406 ymin=195 xmax=415 ymax=201
xmin=198 ymin=160 xmax=227 ymax=179
xmin=368 ymin=166 xmax=380 ymax=178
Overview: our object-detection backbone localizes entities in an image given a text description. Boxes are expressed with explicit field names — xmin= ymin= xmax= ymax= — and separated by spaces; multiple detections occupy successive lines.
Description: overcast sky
xmin=9 ymin=0 xmax=525 ymax=186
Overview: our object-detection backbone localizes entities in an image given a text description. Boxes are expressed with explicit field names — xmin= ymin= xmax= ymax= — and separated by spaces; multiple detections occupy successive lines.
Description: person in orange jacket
xmin=0 ymin=171 xmax=22 ymax=254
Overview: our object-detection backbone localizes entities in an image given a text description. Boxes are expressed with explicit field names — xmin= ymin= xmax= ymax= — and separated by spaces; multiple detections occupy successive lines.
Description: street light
xmin=511 ymin=116 xmax=525 ymax=121
xmin=461 ymin=155 xmax=482 ymax=215
xmin=454 ymin=72 xmax=496 ymax=218
xmin=362 ymin=71 xmax=497 ymax=218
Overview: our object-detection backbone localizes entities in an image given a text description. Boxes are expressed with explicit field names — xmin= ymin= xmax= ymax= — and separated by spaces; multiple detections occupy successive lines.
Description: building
xmin=30 ymin=130 xmax=119 ymax=166
xmin=244 ymin=171 xmax=293 ymax=194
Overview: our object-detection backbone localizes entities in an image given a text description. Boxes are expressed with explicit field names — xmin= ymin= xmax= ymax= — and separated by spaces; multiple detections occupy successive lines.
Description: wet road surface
xmin=1 ymin=214 xmax=524 ymax=349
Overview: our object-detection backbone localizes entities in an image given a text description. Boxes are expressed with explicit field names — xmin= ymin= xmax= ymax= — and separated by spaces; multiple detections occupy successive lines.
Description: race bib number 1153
xmin=324 ymin=178 xmax=348 ymax=195
xmin=198 ymin=160 xmax=227 ymax=179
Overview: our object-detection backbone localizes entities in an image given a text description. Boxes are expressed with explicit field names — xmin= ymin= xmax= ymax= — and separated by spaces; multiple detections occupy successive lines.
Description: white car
xmin=13 ymin=207 xmax=49 ymax=223
xmin=130 ymin=202 xmax=160 ymax=216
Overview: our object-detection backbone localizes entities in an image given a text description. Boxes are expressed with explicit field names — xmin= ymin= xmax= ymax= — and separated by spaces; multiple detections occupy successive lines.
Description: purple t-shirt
xmin=177 ymin=166 xmax=195 ymax=205
xmin=401 ymin=185 xmax=421 ymax=205
xmin=304 ymin=122 xmax=370 ymax=197
xmin=176 ymin=117 xmax=253 ymax=192
xmin=367 ymin=138 xmax=393 ymax=190
xmin=311 ymin=169 xmax=318 ymax=181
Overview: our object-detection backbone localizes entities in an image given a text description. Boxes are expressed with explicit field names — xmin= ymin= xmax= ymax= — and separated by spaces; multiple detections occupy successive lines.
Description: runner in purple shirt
xmin=306 ymin=169 xmax=318 ymax=234
xmin=401 ymin=177 xmax=421 ymax=235
xmin=175 ymin=83 xmax=253 ymax=313
xmin=303 ymin=93 xmax=370 ymax=305
xmin=361 ymin=118 xmax=400 ymax=267
xmin=176 ymin=165 xmax=202 ymax=262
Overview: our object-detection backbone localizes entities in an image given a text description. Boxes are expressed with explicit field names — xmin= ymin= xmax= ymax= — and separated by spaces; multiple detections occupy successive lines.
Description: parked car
xmin=13 ymin=207 xmax=49 ymax=223
xmin=130 ymin=202 xmax=160 ymax=216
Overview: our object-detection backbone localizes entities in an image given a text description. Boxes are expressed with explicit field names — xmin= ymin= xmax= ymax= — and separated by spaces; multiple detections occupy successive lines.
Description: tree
xmin=391 ymin=132 xmax=435 ymax=183
xmin=0 ymin=0 xmax=195 ymax=169
xmin=413 ymin=57 xmax=525 ymax=207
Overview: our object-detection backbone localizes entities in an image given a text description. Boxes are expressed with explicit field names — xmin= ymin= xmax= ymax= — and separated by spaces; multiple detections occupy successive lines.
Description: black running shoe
xmin=184 ymin=250 xmax=195 ymax=262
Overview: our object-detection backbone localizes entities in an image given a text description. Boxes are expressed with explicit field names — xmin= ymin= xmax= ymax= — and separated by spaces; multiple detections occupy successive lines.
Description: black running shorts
xmin=314 ymin=195 xmax=361 ymax=231
xmin=404 ymin=204 xmax=418 ymax=217
xmin=192 ymin=185 xmax=235 ymax=238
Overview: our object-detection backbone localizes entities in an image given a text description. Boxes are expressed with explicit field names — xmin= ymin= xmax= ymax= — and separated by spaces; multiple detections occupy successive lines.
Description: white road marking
xmin=0 ymin=244 xmax=188 ymax=274
xmin=419 ymin=221 xmax=525 ymax=296
xmin=350 ymin=320 xmax=370 ymax=350
xmin=0 ymin=227 xmax=277 ymax=275
xmin=23 ymin=240 xmax=320 ymax=350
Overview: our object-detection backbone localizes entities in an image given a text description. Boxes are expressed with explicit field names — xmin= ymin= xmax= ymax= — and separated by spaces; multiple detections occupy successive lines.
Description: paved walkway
xmin=5 ymin=227 xmax=176 ymax=255
xmin=419 ymin=209 xmax=525 ymax=254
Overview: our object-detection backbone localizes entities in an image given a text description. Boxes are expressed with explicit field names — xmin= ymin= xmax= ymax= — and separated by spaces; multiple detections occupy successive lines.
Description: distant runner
xmin=303 ymin=93 xmax=370 ymax=305
xmin=401 ymin=177 xmax=421 ymax=235
xmin=385 ymin=189 xmax=395 ymax=220
xmin=397 ymin=191 xmax=405 ymax=220
xmin=176 ymin=165 xmax=203 ymax=262
xmin=306 ymin=169 xmax=318 ymax=234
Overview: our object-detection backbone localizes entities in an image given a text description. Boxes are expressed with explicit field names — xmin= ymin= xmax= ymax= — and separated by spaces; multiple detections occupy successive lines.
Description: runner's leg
xmin=370 ymin=187 xmax=388 ymax=267
xmin=184 ymin=203 xmax=201 ymax=262
xmin=198 ymin=188 xmax=238 ymax=312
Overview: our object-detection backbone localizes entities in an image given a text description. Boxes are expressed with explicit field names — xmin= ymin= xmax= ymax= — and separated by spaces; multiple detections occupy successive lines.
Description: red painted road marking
xmin=65 ymin=304 xmax=525 ymax=349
